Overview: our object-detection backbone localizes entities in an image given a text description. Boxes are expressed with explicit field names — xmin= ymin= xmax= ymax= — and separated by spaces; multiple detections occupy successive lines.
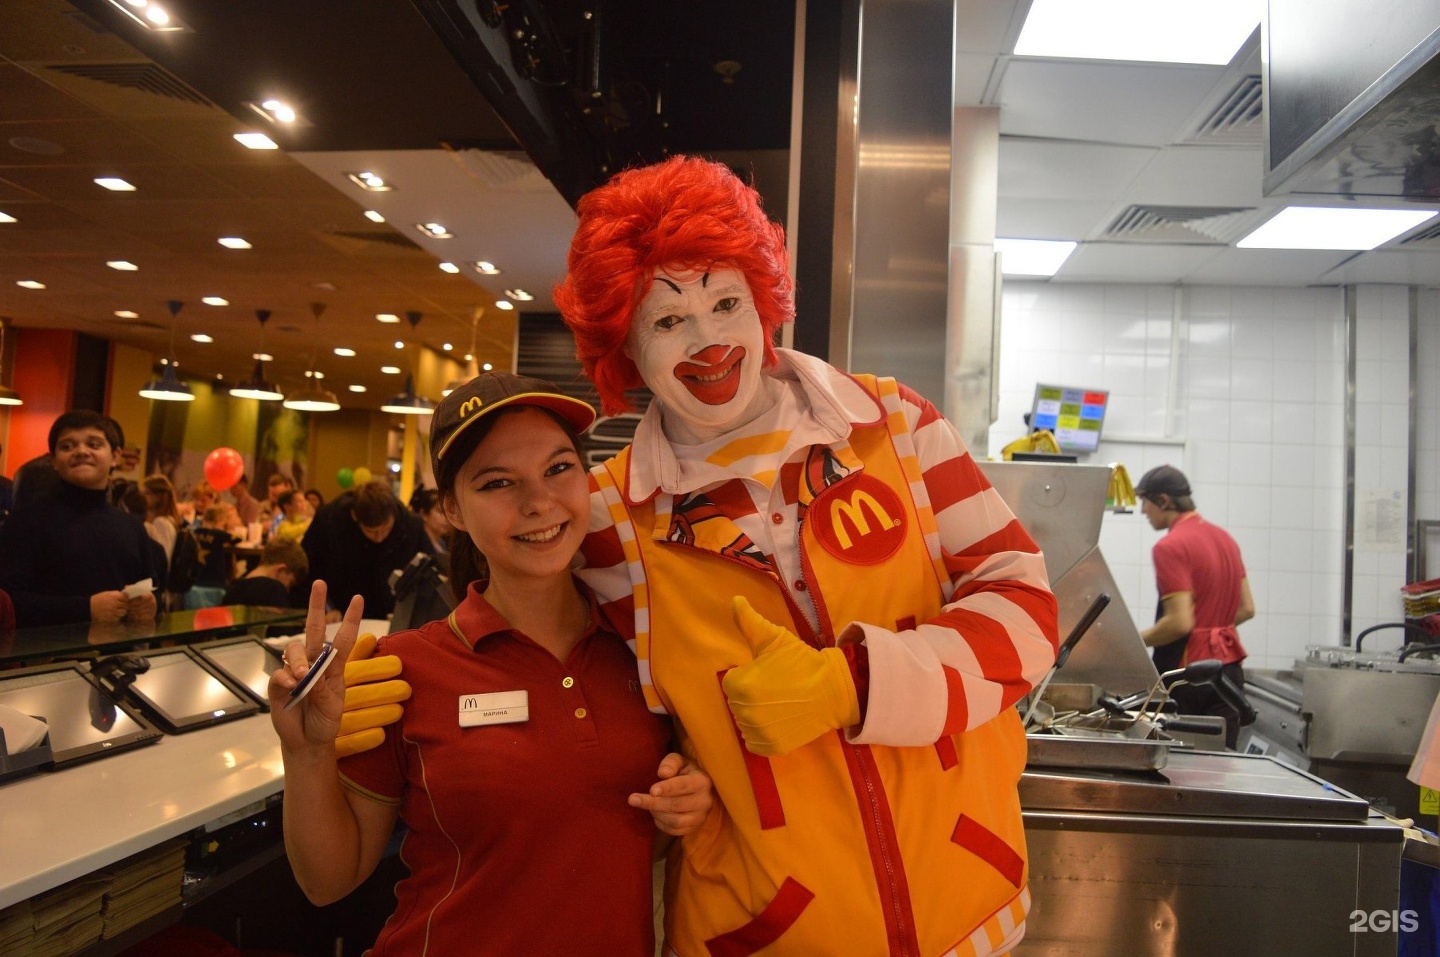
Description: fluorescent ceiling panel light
xmin=0 ymin=212 xmax=15 ymax=223
xmin=376 ymin=313 xmax=400 ymax=324
xmin=494 ymin=300 xmax=515 ymax=311
xmin=1237 ymin=206 xmax=1439 ymax=250
xmin=94 ymin=177 xmax=136 ymax=191
xmin=115 ymin=310 xmax=139 ymax=319
xmin=233 ymin=132 xmax=278 ymax=150
xmin=334 ymin=347 xmax=356 ymax=357
xmin=202 ymin=296 xmax=229 ymax=306
xmin=106 ymin=260 xmax=138 ymax=271
xmin=439 ymin=262 xmax=460 ymax=273
xmin=218 ymin=237 xmax=251 ymax=249
xmin=190 ymin=333 xmax=213 ymax=343
xmin=995 ymin=238 xmax=1078 ymax=277
xmin=474 ymin=261 xmax=500 ymax=274
xmin=380 ymin=365 xmax=401 ymax=375
xmin=363 ymin=210 xmax=385 ymax=223
xmin=1015 ymin=0 xmax=1261 ymax=65
xmin=346 ymin=171 xmax=392 ymax=192
xmin=16 ymin=280 xmax=45 ymax=289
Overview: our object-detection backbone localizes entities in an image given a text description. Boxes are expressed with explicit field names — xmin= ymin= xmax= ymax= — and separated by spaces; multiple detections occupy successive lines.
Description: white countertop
xmin=0 ymin=714 xmax=285 ymax=910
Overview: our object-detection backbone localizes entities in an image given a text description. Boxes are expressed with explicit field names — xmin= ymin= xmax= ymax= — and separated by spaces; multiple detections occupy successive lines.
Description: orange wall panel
xmin=7 ymin=329 xmax=76 ymax=466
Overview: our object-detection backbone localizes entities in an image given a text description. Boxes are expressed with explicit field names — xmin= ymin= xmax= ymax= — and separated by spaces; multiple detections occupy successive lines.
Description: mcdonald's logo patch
xmin=811 ymin=474 xmax=905 ymax=564
xmin=459 ymin=396 xmax=484 ymax=417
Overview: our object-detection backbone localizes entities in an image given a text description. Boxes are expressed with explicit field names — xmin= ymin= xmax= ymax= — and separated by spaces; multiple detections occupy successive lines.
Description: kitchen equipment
xmin=1022 ymin=592 xmax=1110 ymax=727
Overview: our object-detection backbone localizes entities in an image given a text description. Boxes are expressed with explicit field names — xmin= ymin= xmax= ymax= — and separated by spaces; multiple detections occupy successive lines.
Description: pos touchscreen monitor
xmin=1029 ymin=384 xmax=1109 ymax=455
xmin=0 ymin=664 xmax=161 ymax=767
xmin=107 ymin=648 xmax=260 ymax=734
xmin=189 ymin=637 xmax=285 ymax=711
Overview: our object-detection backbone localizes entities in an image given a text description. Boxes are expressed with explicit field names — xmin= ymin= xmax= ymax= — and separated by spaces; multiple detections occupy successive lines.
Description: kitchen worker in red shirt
xmin=556 ymin=156 xmax=1059 ymax=956
xmin=1138 ymin=464 xmax=1255 ymax=748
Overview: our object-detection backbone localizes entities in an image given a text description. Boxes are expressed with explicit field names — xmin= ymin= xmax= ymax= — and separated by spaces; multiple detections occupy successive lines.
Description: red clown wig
xmin=553 ymin=156 xmax=794 ymax=415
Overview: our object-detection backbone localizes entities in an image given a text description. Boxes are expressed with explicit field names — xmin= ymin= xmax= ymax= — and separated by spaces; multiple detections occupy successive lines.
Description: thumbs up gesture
xmin=720 ymin=596 xmax=861 ymax=756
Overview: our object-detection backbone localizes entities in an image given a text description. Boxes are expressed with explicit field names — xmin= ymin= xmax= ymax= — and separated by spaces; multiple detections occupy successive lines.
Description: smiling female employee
xmin=270 ymin=373 xmax=713 ymax=956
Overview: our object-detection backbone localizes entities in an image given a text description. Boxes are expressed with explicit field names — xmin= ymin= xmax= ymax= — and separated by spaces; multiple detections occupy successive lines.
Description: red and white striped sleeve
xmin=846 ymin=384 xmax=1059 ymax=745
xmin=579 ymin=470 xmax=638 ymax=643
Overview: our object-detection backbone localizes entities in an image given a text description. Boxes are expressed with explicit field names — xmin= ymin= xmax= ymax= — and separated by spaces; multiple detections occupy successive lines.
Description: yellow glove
xmin=721 ymin=596 xmax=860 ymax=757
xmin=336 ymin=632 xmax=411 ymax=757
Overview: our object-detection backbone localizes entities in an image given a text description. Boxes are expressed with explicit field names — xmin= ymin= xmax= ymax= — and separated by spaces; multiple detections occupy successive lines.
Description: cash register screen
xmin=0 ymin=667 xmax=159 ymax=765
xmin=128 ymin=651 xmax=257 ymax=732
xmin=193 ymin=639 xmax=283 ymax=707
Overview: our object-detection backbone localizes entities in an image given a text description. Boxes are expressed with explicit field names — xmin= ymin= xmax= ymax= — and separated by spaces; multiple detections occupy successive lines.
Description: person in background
xmin=223 ymin=537 xmax=307 ymax=608
xmin=272 ymin=488 xmax=312 ymax=544
xmin=271 ymin=373 xmax=713 ymax=955
xmin=0 ymin=410 xmax=160 ymax=627
xmin=142 ymin=474 xmax=181 ymax=563
xmin=187 ymin=480 xmax=217 ymax=530
xmin=263 ymin=472 xmax=296 ymax=537
xmin=1137 ymin=463 xmax=1254 ymax=748
xmin=231 ymin=474 xmax=261 ymax=527
xmin=186 ymin=503 xmax=239 ymax=609
xmin=409 ymin=487 xmax=451 ymax=569
xmin=301 ymin=480 xmax=433 ymax=620
xmin=303 ymin=487 xmax=325 ymax=513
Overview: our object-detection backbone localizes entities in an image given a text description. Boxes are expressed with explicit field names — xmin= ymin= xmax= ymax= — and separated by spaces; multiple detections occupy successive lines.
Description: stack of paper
xmin=29 ymin=877 xmax=106 ymax=957
xmin=1401 ymin=577 xmax=1440 ymax=623
xmin=98 ymin=839 xmax=187 ymax=940
xmin=0 ymin=900 xmax=33 ymax=956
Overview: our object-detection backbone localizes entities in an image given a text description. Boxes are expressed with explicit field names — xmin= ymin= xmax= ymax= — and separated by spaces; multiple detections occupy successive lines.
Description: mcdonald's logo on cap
xmin=811 ymin=474 xmax=906 ymax=565
xmin=459 ymin=396 xmax=484 ymax=417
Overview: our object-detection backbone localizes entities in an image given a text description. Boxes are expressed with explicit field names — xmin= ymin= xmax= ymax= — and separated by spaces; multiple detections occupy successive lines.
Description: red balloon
xmin=203 ymin=447 xmax=245 ymax=492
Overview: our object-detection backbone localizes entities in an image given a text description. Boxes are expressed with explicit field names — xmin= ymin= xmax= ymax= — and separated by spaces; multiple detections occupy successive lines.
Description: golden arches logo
xmin=830 ymin=490 xmax=897 ymax=550
xmin=459 ymin=396 xmax=484 ymax=417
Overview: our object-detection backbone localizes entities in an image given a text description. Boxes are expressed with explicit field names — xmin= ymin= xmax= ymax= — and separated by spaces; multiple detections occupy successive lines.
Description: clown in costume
xmin=554 ymin=156 xmax=1060 ymax=957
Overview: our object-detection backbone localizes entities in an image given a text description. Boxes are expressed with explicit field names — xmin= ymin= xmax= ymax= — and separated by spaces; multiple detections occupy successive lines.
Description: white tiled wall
xmin=988 ymin=282 xmax=1363 ymax=671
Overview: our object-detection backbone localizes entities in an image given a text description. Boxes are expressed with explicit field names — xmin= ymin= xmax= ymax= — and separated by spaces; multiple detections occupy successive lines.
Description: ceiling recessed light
xmin=376 ymin=313 xmax=400 ymax=324
xmin=94 ymin=177 xmax=136 ymax=192
xmin=115 ymin=310 xmax=139 ymax=319
xmin=313 ymin=371 xmax=325 ymax=380
xmin=438 ymin=262 xmax=460 ymax=274
xmin=381 ymin=365 xmax=402 ymax=375
xmin=363 ymin=210 xmax=385 ymax=223
xmin=505 ymin=288 xmax=534 ymax=301
xmin=218 ymin=237 xmax=251 ymax=249
xmin=1015 ymin=0 xmax=1261 ymax=65
xmin=417 ymin=223 xmax=453 ymax=239
xmin=253 ymin=352 xmax=273 ymax=362
xmin=464 ymin=353 xmax=474 ymax=362
xmin=16 ymin=280 xmax=45 ymax=290
xmin=348 ymin=384 xmax=367 ymax=393
xmin=394 ymin=341 xmax=405 ymax=349
xmin=191 ymin=333 xmax=214 ymax=343
xmin=1237 ymin=206 xmax=1440 ymax=250
xmin=0 ymin=212 xmax=15 ymax=223
xmin=103 ymin=0 xmax=189 ymax=31
xmin=202 ymin=296 xmax=229 ymax=306
xmin=442 ymin=342 xmax=453 ymax=351
xmin=474 ymin=261 xmax=501 ymax=275
xmin=346 ymin=171 xmax=392 ymax=192
xmin=334 ymin=347 xmax=356 ymax=357
xmin=995 ymin=238 xmax=1078 ymax=277
xmin=482 ymin=362 xmax=493 ymax=371
xmin=106 ymin=260 xmax=138 ymax=271
xmin=259 ymin=99 xmax=297 ymax=123
xmin=495 ymin=300 xmax=515 ymax=311
xmin=233 ymin=132 xmax=278 ymax=150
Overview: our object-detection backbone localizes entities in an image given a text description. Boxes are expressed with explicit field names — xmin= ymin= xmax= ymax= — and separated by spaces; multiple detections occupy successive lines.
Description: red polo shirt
xmin=339 ymin=581 xmax=671 ymax=956
xmin=1153 ymin=511 xmax=1246 ymax=630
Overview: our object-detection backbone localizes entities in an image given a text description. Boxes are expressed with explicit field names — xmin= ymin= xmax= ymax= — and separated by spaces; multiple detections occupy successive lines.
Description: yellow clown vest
xmin=595 ymin=376 xmax=1030 ymax=957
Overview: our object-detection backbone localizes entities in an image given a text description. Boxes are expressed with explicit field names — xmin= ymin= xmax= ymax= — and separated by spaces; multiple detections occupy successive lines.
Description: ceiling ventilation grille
xmin=46 ymin=63 xmax=211 ymax=106
xmin=1397 ymin=220 xmax=1440 ymax=245
xmin=1104 ymin=205 xmax=1256 ymax=244
xmin=1185 ymin=75 xmax=1263 ymax=143
xmin=323 ymin=230 xmax=425 ymax=251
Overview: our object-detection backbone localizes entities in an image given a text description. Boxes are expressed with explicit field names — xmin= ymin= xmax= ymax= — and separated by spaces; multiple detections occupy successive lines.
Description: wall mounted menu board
xmin=107 ymin=649 xmax=259 ymax=734
xmin=1029 ymin=384 xmax=1109 ymax=454
xmin=0 ymin=664 xmax=161 ymax=767
xmin=189 ymin=637 xmax=284 ymax=711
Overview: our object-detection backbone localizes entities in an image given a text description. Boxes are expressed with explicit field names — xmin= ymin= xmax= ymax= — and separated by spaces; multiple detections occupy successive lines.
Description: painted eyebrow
xmin=701 ymin=271 xmax=709 ymax=287
xmin=657 ymin=277 xmax=682 ymax=295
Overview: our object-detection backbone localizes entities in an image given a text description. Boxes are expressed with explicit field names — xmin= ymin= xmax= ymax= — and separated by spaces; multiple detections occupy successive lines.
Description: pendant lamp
xmin=139 ymin=300 xmax=195 ymax=402
xmin=283 ymin=302 xmax=341 ymax=411
xmin=230 ymin=309 xmax=283 ymax=401
xmin=442 ymin=307 xmax=484 ymax=397
xmin=381 ymin=311 xmax=435 ymax=415
xmin=0 ymin=318 xmax=22 ymax=406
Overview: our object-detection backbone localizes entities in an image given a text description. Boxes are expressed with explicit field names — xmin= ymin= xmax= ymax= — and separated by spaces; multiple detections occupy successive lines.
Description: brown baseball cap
xmin=1135 ymin=464 xmax=1191 ymax=499
xmin=430 ymin=372 xmax=596 ymax=473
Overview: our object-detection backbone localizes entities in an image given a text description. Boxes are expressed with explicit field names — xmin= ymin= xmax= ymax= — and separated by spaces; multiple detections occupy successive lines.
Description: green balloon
xmin=336 ymin=467 xmax=355 ymax=489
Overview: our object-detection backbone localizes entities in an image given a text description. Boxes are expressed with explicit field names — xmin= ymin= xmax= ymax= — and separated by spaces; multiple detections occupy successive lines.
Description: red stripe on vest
xmin=952 ymin=814 xmax=1024 ymax=888
xmin=703 ymin=878 xmax=815 ymax=957
xmin=939 ymin=664 xmax=969 ymax=737
xmin=716 ymin=670 xmax=786 ymax=830
xmin=934 ymin=735 xmax=959 ymax=770
xmin=839 ymin=740 xmax=923 ymax=956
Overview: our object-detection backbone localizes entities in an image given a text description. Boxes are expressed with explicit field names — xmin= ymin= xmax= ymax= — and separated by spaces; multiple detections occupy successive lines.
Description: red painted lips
xmin=674 ymin=346 xmax=746 ymax=406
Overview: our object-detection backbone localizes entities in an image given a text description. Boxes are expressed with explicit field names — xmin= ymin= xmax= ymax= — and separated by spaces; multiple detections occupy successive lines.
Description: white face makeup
xmin=625 ymin=266 xmax=773 ymax=445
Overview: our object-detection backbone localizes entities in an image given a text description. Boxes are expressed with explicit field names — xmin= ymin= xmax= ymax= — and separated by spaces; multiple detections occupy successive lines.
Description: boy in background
xmin=223 ymin=538 xmax=307 ymax=608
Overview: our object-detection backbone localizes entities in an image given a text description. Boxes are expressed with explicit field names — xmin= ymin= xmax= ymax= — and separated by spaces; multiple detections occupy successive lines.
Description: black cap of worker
xmin=430 ymin=372 xmax=596 ymax=475
xmin=1135 ymin=464 xmax=1191 ymax=499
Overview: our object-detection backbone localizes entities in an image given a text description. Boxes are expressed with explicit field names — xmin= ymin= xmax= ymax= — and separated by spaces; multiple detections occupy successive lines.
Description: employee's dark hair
xmin=260 ymin=537 xmax=309 ymax=580
xmin=410 ymin=487 xmax=440 ymax=514
xmin=47 ymin=410 xmax=123 ymax=454
xmin=351 ymin=480 xmax=395 ymax=527
xmin=436 ymin=407 xmax=587 ymax=597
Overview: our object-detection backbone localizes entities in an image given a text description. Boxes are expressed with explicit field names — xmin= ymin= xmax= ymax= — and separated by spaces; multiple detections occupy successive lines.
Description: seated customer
xmin=223 ymin=538 xmax=307 ymax=608
xmin=186 ymin=504 xmax=239 ymax=609
xmin=271 ymin=489 xmax=312 ymax=544
xmin=0 ymin=410 xmax=160 ymax=627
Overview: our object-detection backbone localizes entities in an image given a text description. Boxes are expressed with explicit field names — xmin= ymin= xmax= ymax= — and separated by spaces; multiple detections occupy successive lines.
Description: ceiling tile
xmin=1055 ymin=242 xmax=1223 ymax=283
xmin=1183 ymin=248 xmax=1353 ymax=285
xmin=999 ymin=138 xmax=1156 ymax=203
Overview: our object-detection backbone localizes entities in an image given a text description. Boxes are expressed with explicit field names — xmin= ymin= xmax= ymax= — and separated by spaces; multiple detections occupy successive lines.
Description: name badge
xmin=459 ymin=690 xmax=529 ymax=727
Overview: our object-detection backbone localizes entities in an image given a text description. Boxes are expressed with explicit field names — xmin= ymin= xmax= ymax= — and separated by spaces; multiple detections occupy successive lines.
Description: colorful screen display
xmin=1029 ymin=384 xmax=1109 ymax=454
